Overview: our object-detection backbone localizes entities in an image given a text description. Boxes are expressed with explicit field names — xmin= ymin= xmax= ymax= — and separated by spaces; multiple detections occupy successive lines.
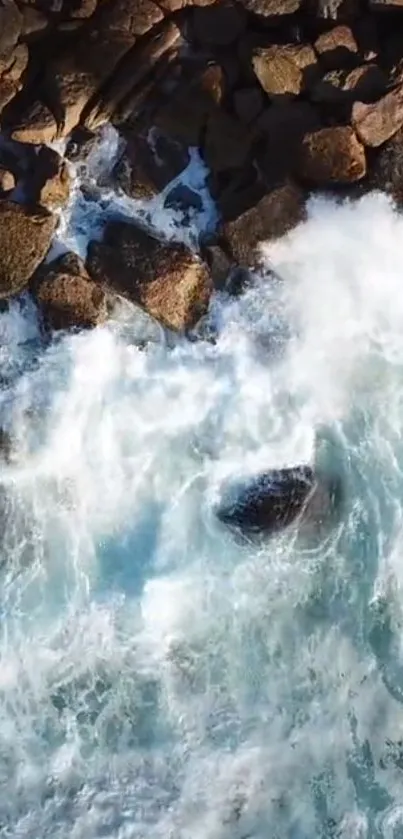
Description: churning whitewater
xmin=2 ymin=134 xmax=403 ymax=838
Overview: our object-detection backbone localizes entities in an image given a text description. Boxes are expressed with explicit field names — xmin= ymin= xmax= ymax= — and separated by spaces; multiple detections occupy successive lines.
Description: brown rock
xmin=10 ymin=99 xmax=57 ymax=144
xmin=69 ymin=0 xmax=98 ymax=17
xmin=311 ymin=64 xmax=386 ymax=110
xmin=369 ymin=0 xmax=403 ymax=7
xmin=233 ymin=87 xmax=264 ymax=123
xmin=87 ymin=222 xmax=212 ymax=332
xmin=204 ymin=109 xmax=251 ymax=173
xmin=314 ymin=25 xmax=358 ymax=70
xmin=368 ymin=126 xmax=403 ymax=206
xmin=157 ymin=0 xmax=215 ymax=9
xmin=0 ymin=43 xmax=28 ymax=114
xmin=32 ymin=252 xmax=107 ymax=331
xmin=236 ymin=0 xmax=301 ymax=15
xmin=256 ymin=101 xmax=322 ymax=186
xmin=34 ymin=147 xmax=71 ymax=210
xmin=191 ymin=2 xmax=246 ymax=46
xmin=20 ymin=7 xmax=49 ymax=40
xmin=298 ymin=126 xmax=366 ymax=184
xmin=252 ymin=46 xmax=305 ymax=99
xmin=154 ymin=64 xmax=225 ymax=145
xmin=0 ymin=0 xmax=22 ymax=60
xmin=203 ymin=244 xmax=232 ymax=289
xmin=114 ymin=131 xmax=190 ymax=200
xmin=222 ymin=182 xmax=306 ymax=265
xmin=0 ymin=201 xmax=56 ymax=298
xmin=352 ymin=87 xmax=403 ymax=147
xmin=0 ymin=168 xmax=15 ymax=192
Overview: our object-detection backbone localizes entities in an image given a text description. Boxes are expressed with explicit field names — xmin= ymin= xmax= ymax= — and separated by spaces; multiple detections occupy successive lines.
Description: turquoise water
xmin=1 ymin=148 xmax=403 ymax=837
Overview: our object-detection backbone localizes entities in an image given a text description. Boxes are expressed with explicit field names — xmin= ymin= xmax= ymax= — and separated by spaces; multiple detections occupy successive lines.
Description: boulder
xmin=0 ymin=201 xmax=56 ymax=298
xmin=314 ymin=25 xmax=358 ymax=70
xmin=191 ymin=1 xmax=246 ymax=46
xmin=298 ymin=126 xmax=366 ymax=184
xmin=233 ymin=87 xmax=264 ymax=124
xmin=252 ymin=46 xmax=304 ymax=98
xmin=369 ymin=126 xmax=403 ymax=206
xmin=311 ymin=64 xmax=386 ymax=109
xmin=216 ymin=464 xmax=343 ymax=536
xmin=352 ymin=86 xmax=403 ymax=147
xmin=31 ymin=252 xmax=108 ymax=331
xmin=69 ymin=0 xmax=99 ymax=17
xmin=0 ymin=0 xmax=22 ymax=60
xmin=10 ymin=99 xmax=58 ymax=144
xmin=222 ymin=181 xmax=306 ymax=265
xmin=20 ymin=6 xmax=49 ymax=40
xmin=154 ymin=64 xmax=225 ymax=146
xmin=203 ymin=109 xmax=251 ymax=173
xmin=236 ymin=0 xmax=301 ymax=15
xmin=256 ymin=101 xmax=322 ymax=186
xmin=87 ymin=221 xmax=212 ymax=332
xmin=113 ymin=131 xmax=189 ymax=200
xmin=0 ymin=168 xmax=15 ymax=192
xmin=0 ymin=43 xmax=29 ymax=116
xmin=31 ymin=147 xmax=71 ymax=210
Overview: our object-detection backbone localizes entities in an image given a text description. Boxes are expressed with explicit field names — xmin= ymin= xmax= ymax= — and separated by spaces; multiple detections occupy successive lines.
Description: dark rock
xmin=0 ymin=201 xmax=56 ymax=298
xmin=0 ymin=167 xmax=15 ymax=193
xmin=10 ymin=99 xmax=58 ymax=144
xmin=31 ymin=251 xmax=108 ymax=331
xmin=311 ymin=64 xmax=386 ymax=109
xmin=0 ymin=43 xmax=29 ymax=117
xmin=20 ymin=6 xmax=49 ymax=40
xmin=191 ymin=1 xmax=246 ymax=46
xmin=164 ymin=184 xmax=203 ymax=211
xmin=369 ymin=126 xmax=403 ymax=206
xmin=65 ymin=126 xmax=98 ymax=162
xmin=256 ymin=101 xmax=322 ymax=186
xmin=203 ymin=108 xmax=252 ymax=173
xmin=31 ymin=146 xmax=71 ymax=210
xmin=113 ymin=131 xmax=190 ymax=200
xmin=370 ymin=0 xmax=403 ymax=8
xmin=298 ymin=126 xmax=366 ymax=184
xmin=0 ymin=0 xmax=22 ymax=60
xmin=87 ymin=222 xmax=212 ymax=332
xmin=69 ymin=0 xmax=98 ymax=17
xmin=216 ymin=464 xmax=343 ymax=536
xmin=222 ymin=181 xmax=306 ymax=265
xmin=202 ymin=244 xmax=232 ymax=289
xmin=352 ymin=86 xmax=403 ymax=147
xmin=154 ymin=64 xmax=225 ymax=146
xmin=233 ymin=86 xmax=264 ymax=124
xmin=314 ymin=25 xmax=358 ymax=70
xmin=353 ymin=16 xmax=379 ymax=62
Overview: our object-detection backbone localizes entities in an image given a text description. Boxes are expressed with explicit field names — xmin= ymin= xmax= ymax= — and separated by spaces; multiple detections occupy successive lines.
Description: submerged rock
xmin=216 ymin=464 xmax=343 ymax=536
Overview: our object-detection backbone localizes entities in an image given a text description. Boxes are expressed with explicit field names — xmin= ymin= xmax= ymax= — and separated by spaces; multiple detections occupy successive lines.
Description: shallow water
xmin=1 ymin=131 xmax=403 ymax=838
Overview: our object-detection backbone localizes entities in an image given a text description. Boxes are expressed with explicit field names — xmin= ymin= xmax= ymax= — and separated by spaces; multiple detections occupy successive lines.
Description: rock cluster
xmin=0 ymin=0 xmax=402 ymax=331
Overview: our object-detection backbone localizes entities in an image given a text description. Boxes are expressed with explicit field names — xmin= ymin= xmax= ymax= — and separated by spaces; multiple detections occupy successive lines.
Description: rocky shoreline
xmin=0 ymin=0 xmax=403 ymax=333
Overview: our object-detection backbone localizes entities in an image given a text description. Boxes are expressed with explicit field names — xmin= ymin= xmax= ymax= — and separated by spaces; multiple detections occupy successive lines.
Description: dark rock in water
xmin=216 ymin=464 xmax=343 ymax=535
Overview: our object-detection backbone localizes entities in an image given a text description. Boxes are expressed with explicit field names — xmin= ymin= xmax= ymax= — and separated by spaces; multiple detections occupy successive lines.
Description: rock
xmin=10 ymin=99 xmax=58 ymax=144
xmin=154 ymin=63 xmax=224 ymax=146
xmin=369 ymin=126 xmax=403 ymax=206
xmin=222 ymin=181 xmax=305 ymax=265
xmin=314 ymin=25 xmax=358 ymax=70
xmin=352 ymin=87 xmax=403 ymax=147
xmin=203 ymin=109 xmax=251 ymax=173
xmin=32 ymin=252 xmax=107 ymax=331
xmin=0 ymin=0 xmax=22 ymax=60
xmin=216 ymin=464 xmax=343 ymax=536
xmin=370 ymin=0 xmax=403 ymax=8
xmin=20 ymin=6 xmax=49 ymax=40
xmin=87 ymin=222 xmax=212 ymax=331
xmin=32 ymin=146 xmax=71 ymax=210
xmin=164 ymin=184 xmax=203 ymax=211
xmin=113 ymin=131 xmax=190 ymax=200
xmin=236 ymin=0 xmax=301 ymax=16
xmin=298 ymin=126 xmax=366 ymax=184
xmin=212 ymin=166 xmax=267 ymax=222
xmin=311 ymin=64 xmax=386 ymax=108
xmin=0 ymin=167 xmax=15 ymax=192
xmin=69 ymin=0 xmax=98 ymax=17
xmin=233 ymin=86 xmax=264 ymax=123
xmin=191 ymin=1 xmax=246 ymax=46
xmin=256 ymin=101 xmax=322 ymax=186
xmin=312 ymin=0 xmax=361 ymax=19
xmin=157 ymin=0 xmax=215 ymax=9
xmin=202 ymin=244 xmax=232 ymax=289
xmin=0 ymin=201 xmax=56 ymax=298
xmin=0 ymin=43 xmax=29 ymax=115
xmin=65 ymin=126 xmax=98 ymax=162
xmin=252 ymin=46 xmax=303 ymax=98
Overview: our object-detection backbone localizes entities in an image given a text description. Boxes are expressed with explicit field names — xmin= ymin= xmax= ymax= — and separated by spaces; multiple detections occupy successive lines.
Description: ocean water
xmin=1 ymin=129 xmax=403 ymax=838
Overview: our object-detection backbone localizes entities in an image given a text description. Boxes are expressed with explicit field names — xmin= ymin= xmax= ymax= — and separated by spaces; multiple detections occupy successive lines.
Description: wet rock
xmin=216 ymin=464 xmax=344 ymax=536
xmin=202 ymin=244 xmax=232 ymax=289
xmin=31 ymin=251 xmax=108 ymax=331
xmin=204 ymin=109 xmax=251 ymax=173
xmin=0 ymin=0 xmax=22 ymax=60
xmin=154 ymin=63 xmax=225 ymax=145
xmin=0 ymin=200 xmax=56 ymax=298
xmin=252 ymin=46 xmax=304 ymax=98
xmin=191 ymin=1 xmax=246 ymax=46
xmin=222 ymin=181 xmax=305 ymax=265
xmin=65 ymin=126 xmax=98 ymax=162
xmin=352 ymin=86 xmax=403 ymax=147
xmin=113 ymin=131 xmax=190 ymax=200
xmin=87 ymin=221 xmax=212 ymax=332
xmin=32 ymin=146 xmax=71 ymax=210
xmin=314 ymin=25 xmax=358 ymax=70
xmin=0 ymin=167 xmax=15 ymax=193
xmin=369 ymin=126 xmax=403 ymax=206
xmin=237 ymin=0 xmax=301 ymax=16
xmin=233 ymin=86 xmax=264 ymax=124
xmin=298 ymin=126 xmax=366 ymax=184
xmin=10 ymin=99 xmax=58 ymax=144
xmin=256 ymin=101 xmax=322 ymax=186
